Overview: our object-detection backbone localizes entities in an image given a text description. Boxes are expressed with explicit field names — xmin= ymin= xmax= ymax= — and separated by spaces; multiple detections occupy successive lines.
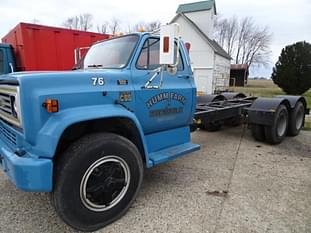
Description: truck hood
xmin=0 ymin=69 xmax=125 ymax=82
xmin=0 ymin=68 xmax=132 ymax=147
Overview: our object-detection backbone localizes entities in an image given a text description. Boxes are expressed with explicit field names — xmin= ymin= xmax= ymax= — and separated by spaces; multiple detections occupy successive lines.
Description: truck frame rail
xmin=193 ymin=93 xmax=309 ymax=144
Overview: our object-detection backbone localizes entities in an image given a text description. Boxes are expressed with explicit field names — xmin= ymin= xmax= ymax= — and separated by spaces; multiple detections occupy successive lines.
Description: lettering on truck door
xmin=131 ymin=37 xmax=193 ymax=134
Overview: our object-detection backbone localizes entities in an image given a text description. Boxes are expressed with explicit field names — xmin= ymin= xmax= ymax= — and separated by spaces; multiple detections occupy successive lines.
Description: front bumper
xmin=0 ymin=123 xmax=52 ymax=192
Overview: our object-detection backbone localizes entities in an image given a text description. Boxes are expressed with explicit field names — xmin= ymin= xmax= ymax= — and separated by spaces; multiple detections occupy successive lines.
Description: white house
xmin=171 ymin=0 xmax=231 ymax=94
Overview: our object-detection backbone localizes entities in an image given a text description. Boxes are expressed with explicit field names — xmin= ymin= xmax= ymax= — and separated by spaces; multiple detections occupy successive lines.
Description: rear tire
xmin=264 ymin=104 xmax=288 ymax=144
xmin=288 ymin=101 xmax=305 ymax=136
xmin=51 ymin=133 xmax=143 ymax=232
xmin=251 ymin=124 xmax=265 ymax=142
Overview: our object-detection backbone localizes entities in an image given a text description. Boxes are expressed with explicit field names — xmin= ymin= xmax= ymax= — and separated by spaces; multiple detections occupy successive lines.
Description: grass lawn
xmin=229 ymin=79 xmax=311 ymax=130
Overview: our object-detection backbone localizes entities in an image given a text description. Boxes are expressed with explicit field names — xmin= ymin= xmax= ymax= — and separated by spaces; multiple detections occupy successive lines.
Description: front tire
xmin=51 ymin=133 xmax=143 ymax=232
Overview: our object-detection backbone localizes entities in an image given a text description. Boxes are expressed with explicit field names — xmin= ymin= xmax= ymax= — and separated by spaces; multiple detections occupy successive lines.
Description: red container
xmin=1 ymin=23 xmax=110 ymax=71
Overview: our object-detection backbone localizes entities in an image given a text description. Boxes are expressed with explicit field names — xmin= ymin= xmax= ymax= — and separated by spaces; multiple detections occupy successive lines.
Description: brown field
xmin=229 ymin=79 xmax=311 ymax=130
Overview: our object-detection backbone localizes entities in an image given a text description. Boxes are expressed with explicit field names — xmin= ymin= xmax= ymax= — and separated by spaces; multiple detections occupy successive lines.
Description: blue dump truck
xmin=0 ymin=24 xmax=309 ymax=231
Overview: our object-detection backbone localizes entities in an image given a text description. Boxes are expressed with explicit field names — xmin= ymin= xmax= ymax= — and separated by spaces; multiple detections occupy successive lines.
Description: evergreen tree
xmin=272 ymin=41 xmax=311 ymax=95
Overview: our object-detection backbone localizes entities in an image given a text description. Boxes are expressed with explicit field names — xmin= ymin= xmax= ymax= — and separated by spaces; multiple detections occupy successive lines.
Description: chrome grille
xmin=0 ymin=93 xmax=13 ymax=114
xmin=0 ymin=85 xmax=21 ymax=127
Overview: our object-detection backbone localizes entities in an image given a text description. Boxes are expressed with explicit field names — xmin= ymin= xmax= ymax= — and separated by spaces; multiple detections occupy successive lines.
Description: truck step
xmin=148 ymin=142 xmax=200 ymax=167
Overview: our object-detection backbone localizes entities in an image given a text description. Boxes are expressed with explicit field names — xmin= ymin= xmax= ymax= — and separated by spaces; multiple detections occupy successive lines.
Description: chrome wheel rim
xmin=80 ymin=156 xmax=130 ymax=212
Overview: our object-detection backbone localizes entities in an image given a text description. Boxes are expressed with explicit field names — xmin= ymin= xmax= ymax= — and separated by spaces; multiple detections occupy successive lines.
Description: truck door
xmin=131 ymin=37 xmax=194 ymax=134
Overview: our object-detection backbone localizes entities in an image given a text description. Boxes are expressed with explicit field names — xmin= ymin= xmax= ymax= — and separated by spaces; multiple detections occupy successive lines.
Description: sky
xmin=1 ymin=0 xmax=310 ymax=77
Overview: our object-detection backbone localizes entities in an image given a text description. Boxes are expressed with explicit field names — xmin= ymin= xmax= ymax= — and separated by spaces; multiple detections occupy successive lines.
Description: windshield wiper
xmin=87 ymin=64 xmax=103 ymax=68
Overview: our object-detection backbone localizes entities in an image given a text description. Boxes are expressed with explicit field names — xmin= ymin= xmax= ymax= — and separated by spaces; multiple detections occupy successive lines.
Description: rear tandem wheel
xmin=251 ymin=124 xmax=265 ymax=142
xmin=264 ymin=104 xmax=289 ymax=145
xmin=288 ymin=101 xmax=305 ymax=136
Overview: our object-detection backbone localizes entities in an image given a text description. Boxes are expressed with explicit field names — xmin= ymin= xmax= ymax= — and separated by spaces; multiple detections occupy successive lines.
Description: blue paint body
xmin=0 ymin=33 xmax=200 ymax=192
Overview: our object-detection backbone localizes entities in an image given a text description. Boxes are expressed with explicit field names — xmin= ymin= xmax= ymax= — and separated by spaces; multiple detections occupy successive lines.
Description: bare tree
xmin=126 ymin=24 xmax=133 ymax=34
xmin=132 ymin=20 xmax=161 ymax=32
xmin=97 ymin=21 xmax=109 ymax=34
xmin=108 ymin=18 xmax=121 ymax=34
xmin=145 ymin=20 xmax=161 ymax=31
xmin=62 ymin=16 xmax=78 ymax=29
xmin=79 ymin=13 xmax=93 ymax=31
xmin=62 ymin=13 xmax=93 ymax=31
xmin=32 ymin=18 xmax=40 ymax=24
xmin=214 ymin=16 xmax=272 ymax=68
xmin=214 ymin=17 xmax=227 ymax=48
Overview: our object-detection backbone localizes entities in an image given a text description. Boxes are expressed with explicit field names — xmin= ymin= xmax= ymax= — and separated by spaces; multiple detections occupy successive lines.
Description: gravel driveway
xmin=1 ymin=126 xmax=311 ymax=233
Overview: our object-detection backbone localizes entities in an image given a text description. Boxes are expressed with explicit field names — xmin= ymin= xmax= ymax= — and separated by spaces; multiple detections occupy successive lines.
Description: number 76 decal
xmin=91 ymin=77 xmax=105 ymax=86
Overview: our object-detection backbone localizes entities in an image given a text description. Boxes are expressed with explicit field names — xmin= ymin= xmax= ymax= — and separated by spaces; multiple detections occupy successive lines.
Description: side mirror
xmin=159 ymin=24 xmax=180 ymax=67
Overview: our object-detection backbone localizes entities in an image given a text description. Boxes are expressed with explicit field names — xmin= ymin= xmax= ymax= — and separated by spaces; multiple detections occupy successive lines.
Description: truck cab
xmin=0 ymin=26 xmax=199 ymax=231
xmin=0 ymin=44 xmax=15 ymax=74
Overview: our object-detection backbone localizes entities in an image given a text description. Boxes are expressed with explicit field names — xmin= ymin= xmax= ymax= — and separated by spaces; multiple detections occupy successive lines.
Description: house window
xmin=0 ymin=49 xmax=4 ymax=74
xmin=136 ymin=38 xmax=184 ymax=71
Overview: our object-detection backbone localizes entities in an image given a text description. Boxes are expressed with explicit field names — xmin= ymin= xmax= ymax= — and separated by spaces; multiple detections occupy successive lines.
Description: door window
xmin=0 ymin=49 xmax=4 ymax=74
xmin=136 ymin=38 xmax=184 ymax=71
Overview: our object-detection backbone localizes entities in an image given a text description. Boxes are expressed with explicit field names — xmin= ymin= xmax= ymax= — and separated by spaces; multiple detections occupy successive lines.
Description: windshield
xmin=83 ymin=35 xmax=139 ymax=69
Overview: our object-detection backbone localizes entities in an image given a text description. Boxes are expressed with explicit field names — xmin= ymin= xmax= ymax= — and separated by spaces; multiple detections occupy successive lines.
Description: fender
xmin=29 ymin=104 xmax=149 ymax=160
xmin=247 ymin=97 xmax=291 ymax=126
xmin=275 ymin=95 xmax=308 ymax=111
xmin=196 ymin=94 xmax=226 ymax=104
xmin=222 ymin=92 xmax=246 ymax=100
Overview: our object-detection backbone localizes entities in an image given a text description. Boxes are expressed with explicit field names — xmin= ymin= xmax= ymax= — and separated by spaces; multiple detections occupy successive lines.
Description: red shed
xmin=1 ymin=23 xmax=110 ymax=72
xmin=230 ymin=64 xmax=249 ymax=87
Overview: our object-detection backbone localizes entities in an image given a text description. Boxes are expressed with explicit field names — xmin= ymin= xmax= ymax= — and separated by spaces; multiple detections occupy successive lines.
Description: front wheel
xmin=51 ymin=133 xmax=144 ymax=232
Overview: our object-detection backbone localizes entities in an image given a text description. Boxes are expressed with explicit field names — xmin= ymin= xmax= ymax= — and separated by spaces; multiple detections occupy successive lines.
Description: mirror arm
xmin=9 ymin=63 xmax=14 ymax=73
xmin=174 ymin=38 xmax=180 ymax=67
xmin=159 ymin=66 xmax=164 ymax=87
xmin=143 ymin=66 xmax=163 ymax=89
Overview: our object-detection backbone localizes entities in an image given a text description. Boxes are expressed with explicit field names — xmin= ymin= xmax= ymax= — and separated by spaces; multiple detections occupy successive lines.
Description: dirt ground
xmin=0 ymin=126 xmax=311 ymax=233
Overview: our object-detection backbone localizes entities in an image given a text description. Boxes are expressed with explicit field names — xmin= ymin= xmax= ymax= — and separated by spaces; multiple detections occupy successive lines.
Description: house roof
xmin=176 ymin=0 xmax=216 ymax=14
xmin=171 ymin=13 xmax=231 ymax=60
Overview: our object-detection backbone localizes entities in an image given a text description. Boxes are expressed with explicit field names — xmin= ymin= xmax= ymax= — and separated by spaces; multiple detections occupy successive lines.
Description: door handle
xmin=178 ymin=75 xmax=190 ymax=79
